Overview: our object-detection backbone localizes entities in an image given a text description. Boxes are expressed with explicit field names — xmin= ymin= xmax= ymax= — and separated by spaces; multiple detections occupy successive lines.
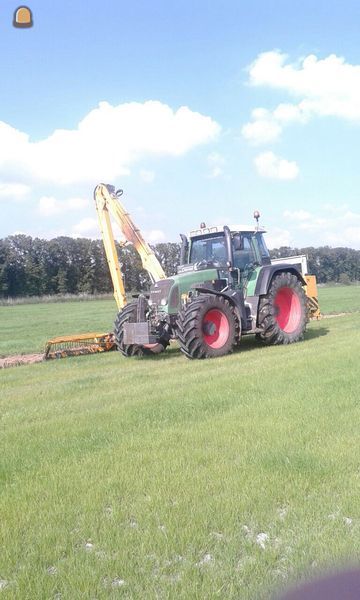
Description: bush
xmin=338 ymin=273 xmax=352 ymax=286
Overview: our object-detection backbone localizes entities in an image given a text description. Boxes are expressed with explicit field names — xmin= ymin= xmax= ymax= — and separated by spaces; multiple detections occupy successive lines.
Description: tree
xmin=339 ymin=272 xmax=351 ymax=285
xmin=0 ymin=239 xmax=9 ymax=296
xmin=154 ymin=242 xmax=180 ymax=276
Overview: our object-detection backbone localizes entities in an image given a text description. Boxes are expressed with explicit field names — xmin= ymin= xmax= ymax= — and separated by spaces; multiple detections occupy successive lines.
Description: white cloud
xmin=241 ymin=110 xmax=282 ymax=145
xmin=242 ymin=51 xmax=360 ymax=144
xmin=254 ymin=151 xmax=299 ymax=180
xmin=282 ymin=205 xmax=360 ymax=248
xmin=69 ymin=197 xmax=89 ymax=210
xmin=339 ymin=227 xmax=360 ymax=248
xmin=248 ymin=52 xmax=360 ymax=115
xmin=0 ymin=101 xmax=220 ymax=186
xmin=0 ymin=182 xmax=30 ymax=199
xmin=283 ymin=209 xmax=311 ymax=221
xmin=140 ymin=169 xmax=155 ymax=183
xmin=273 ymin=103 xmax=306 ymax=123
xmin=38 ymin=196 xmax=58 ymax=217
xmin=145 ymin=229 xmax=167 ymax=243
xmin=207 ymin=152 xmax=225 ymax=178
xmin=72 ymin=217 xmax=98 ymax=237
xmin=264 ymin=227 xmax=293 ymax=249
xmin=38 ymin=196 xmax=88 ymax=216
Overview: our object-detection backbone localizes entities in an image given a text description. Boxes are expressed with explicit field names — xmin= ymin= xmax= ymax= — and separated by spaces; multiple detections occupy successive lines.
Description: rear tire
xmin=257 ymin=272 xmax=307 ymax=345
xmin=177 ymin=294 xmax=239 ymax=359
xmin=114 ymin=302 xmax=168 ymax=357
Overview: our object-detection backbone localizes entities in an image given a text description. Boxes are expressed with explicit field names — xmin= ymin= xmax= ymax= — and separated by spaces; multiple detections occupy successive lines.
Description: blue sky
xmin=1 ymin=0 xmax=360 ymax=248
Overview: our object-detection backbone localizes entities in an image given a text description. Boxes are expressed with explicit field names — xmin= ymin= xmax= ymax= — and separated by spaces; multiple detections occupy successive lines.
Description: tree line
xmin=0 ymin=235 xmax=180 ymax=298
xmin=0 ymin=234 xmax=358 ymax=298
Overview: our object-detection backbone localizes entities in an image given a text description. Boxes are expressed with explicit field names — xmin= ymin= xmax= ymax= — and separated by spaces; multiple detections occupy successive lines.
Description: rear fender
xmin=255 ymin=265 xmax=306 ymax=296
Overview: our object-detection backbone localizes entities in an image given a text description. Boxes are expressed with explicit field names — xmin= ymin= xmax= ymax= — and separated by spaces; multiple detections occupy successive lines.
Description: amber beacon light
xmin=13 ymin=6 xmax=33 ymax=28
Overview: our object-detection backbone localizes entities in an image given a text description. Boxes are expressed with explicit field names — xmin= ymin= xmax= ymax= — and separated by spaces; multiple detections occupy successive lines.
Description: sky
xmin=1 ymin=0 xmax=360 ymax=249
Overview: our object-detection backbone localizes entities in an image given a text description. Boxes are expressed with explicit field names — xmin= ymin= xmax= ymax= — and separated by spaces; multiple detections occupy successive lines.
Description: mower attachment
xmin=45 ymin=332 xmax=115 ymax=359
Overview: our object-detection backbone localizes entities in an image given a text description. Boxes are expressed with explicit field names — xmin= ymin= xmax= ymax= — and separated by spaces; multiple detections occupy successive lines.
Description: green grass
xmin=0 ymin=299 xmax=116 ymax=357
xmin=317 ymin=284 xmax=359 ymax=315
xmin=0 ymin=288 xmax=359 ymax=598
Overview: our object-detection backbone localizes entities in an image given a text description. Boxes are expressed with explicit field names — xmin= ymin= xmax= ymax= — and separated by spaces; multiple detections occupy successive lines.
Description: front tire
xmin=114 ymin=302 xmax=167 ymax=357
xmin=177 ymin=294 xmax=239 ymax=359
xmin=257 ymin=272 xmax=307 ymax=345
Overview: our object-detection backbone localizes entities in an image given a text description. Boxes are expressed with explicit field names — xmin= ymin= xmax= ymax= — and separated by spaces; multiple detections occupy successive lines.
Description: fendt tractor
xmin=92 ymin=184 xmax=318 ymax=360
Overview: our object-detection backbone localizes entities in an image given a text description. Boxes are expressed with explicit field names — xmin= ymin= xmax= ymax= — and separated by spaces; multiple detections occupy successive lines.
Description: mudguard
xmin=254 ymin=265 xmax=306 ymax=296
xmin=194 ymin=286 xmax=251 ymax=331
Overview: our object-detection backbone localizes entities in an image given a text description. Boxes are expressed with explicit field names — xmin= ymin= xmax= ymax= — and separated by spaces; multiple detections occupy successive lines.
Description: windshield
xmin=189 ymin=234 xmax=227 ymax=265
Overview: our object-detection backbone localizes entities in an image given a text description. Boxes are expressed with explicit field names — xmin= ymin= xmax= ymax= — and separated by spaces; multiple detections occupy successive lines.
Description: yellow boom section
xmin=94 ymin=183 xmax=166 ymax=311
xmin=304 ymin=274 xmax=321 ymax=319
xmin=45 ymin=184 xmax=166 ymax=360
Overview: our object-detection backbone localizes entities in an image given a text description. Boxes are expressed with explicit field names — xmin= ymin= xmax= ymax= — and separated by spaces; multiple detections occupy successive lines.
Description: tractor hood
xmin=150 ymin=268 xmax=219 ymax=315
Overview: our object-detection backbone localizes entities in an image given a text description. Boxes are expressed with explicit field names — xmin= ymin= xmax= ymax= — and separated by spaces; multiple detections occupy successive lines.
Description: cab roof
xmin=189 ymin=225 xmax=267 ymax=237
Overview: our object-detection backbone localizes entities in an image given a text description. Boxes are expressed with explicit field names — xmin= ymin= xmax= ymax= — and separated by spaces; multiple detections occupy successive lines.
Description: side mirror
xmin=230 ymin=267 xmax=239 ymax=283
xmin=179 ymin=233 xmax=188 ymax=265
xmin=233 ymin=234 xmax=243 ymax=252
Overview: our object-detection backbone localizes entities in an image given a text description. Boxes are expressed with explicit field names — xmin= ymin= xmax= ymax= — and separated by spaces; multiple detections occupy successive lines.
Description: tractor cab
xmin=178 ymin=224 xmax=271 ymax=287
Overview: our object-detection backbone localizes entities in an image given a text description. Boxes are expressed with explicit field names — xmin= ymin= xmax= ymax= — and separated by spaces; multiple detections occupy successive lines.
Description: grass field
xmin=317 ymin=284 xmax=359 ymax=315
xmin=0 ymin=299 xmax=115 ymax=357
xmin=0 ymin=285 xmax=359 ymax=358
xmin=0 ymin=287 xmax=359 ymax=598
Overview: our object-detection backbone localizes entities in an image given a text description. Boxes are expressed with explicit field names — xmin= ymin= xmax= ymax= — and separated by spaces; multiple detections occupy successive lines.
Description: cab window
xmin=233 ymin=235 xmax=255 ymax=270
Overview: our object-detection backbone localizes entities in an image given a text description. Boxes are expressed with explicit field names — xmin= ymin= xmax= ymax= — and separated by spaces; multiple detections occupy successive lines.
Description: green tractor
xmin=114 ymin=217 xmax=310 ymax=359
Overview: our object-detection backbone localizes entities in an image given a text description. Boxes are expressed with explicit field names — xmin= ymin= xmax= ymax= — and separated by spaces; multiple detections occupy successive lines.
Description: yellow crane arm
xmin=94 ymin=183 xmax=166 ymax=311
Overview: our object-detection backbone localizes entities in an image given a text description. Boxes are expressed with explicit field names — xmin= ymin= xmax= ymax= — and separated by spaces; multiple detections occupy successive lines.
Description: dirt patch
xmin=0 ymin=353 xmax=45 ymax=369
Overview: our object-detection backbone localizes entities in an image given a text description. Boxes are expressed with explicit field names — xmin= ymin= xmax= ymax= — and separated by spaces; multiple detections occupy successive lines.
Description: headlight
xmin=160 ymin=298 xmax=167 ymax=306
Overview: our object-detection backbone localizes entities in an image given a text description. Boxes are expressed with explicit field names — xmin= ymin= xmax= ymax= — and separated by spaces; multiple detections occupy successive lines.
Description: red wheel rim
xmin=274 ymin=287 xmax=301 ymax=333
xmin=142 ymin=343 xmax=163 ymax=353
xmin=202 ymin=308 xmax=230 ymax=349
